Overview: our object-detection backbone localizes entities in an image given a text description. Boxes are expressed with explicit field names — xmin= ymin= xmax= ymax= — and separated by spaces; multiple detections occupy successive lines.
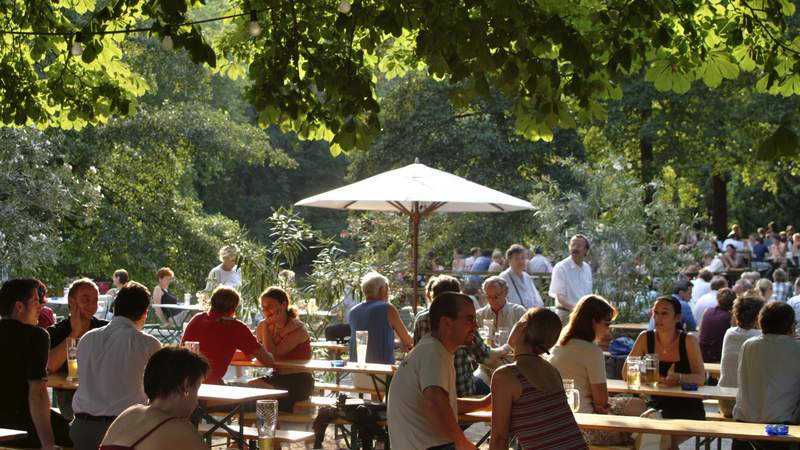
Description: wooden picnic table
xmin=311 ymin=341 xmax=349 ymax=353
xmin=606 ymin=379 xmax=736 ymax=401
xmin=705 ymin=363 xmax=721 ymax=376
xmin=0 ymin=428 xmax=26 ymax=442
xmin=609 ymin=323 xmax=649 ymax=332
xmin=47 ymin=373 xmax=286 ymax=447
xmin=460 ymin=411 xmax=800 ymax=443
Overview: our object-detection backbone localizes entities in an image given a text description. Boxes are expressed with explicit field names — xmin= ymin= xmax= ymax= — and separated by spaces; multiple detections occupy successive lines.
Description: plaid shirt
xmin=412 ymin=310 xmax=491 ymax=396
xmin=773 ymin=282 xmax=792 ymax=302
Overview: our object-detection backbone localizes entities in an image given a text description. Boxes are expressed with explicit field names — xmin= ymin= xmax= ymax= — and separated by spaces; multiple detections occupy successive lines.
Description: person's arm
xmin=589 ymin=383 xmax=610 ymax=413
xmin=548 ymin=267 xmax=568 ymax=308
xmin=458 ymin=394 xmax=491 ymax=413
xmin=412 ymin=313 xmax=427 ymax=346
xmin=152 ymin=286 xmax=168 ymax=325
xmin=252 ymin=346 xmax=275 ymax=366
xmin=273 ymin=325 xmax=310 ymax=357
xmin=28 ymin=379 xmax=55 ymax=449
xmin=387 ymin=305 xmax=413 ymax=351
xmin=47 ymin=303 xmax=84 ymax=373
xmin=664 ymin=334 xmax=706 ymax=385
xmin=422 ymin=386 xmax=476 ymax=450
xmin=488 ymin=368 xmax=514 ymax=450
xmin=555 ymin=293 xmax=571 ymax=309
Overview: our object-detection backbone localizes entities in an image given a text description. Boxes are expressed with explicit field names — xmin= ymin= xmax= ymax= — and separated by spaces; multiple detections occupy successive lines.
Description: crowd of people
xmin=4 ymin=227 xmax=800 ymax=450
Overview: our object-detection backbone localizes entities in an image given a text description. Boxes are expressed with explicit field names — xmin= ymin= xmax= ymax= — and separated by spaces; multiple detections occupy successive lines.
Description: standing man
xmin=474 ymin=276 xmax=525 ymax=388
xmin=0 ymin=278 xmax=72 ymax=449
xmin=387 ymin=292 xmax=490 ymax=450
xmin=70 ymin=282 xmax=162 ymax=450
xmin=205 ymin=244 xmax=242 ymax=292
xmin=500 ymin=244 xmax=544 ymax=309
xmin=47 ymin=278 xmax=109 ymax=421
xmin=549 ymin=234 xmax=593 ymax=325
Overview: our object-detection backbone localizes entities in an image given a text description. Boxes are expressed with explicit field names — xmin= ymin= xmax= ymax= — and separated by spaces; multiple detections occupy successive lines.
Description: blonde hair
xmin=218 ymin=245 xmax=239 ymax=262
xmin=519 ymin=308 xmax=562 ymax=354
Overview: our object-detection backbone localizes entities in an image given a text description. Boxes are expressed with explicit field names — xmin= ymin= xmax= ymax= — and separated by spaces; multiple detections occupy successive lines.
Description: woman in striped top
xmin=490 ymin=308 xmax=587 ymax=450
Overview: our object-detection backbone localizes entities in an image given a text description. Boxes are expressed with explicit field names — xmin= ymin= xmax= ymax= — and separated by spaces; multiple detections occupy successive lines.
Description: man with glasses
xmin=0 ymin=278 xmax=72 ymax=449
xmin=388 ymin=291 xmax=490 ymax=450
xmin=474 ymin=276 xmax=525 ymax=391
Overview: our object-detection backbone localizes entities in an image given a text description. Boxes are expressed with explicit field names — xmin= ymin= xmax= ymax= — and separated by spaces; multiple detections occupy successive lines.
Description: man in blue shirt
xmin=649 ymin=280 xmax=696 ymax=331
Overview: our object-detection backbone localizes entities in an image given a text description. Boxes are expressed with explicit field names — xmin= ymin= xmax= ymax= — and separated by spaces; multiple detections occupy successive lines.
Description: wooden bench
xmin=313 ymin=381 xmax=385 ymax=396
xmin=198 ymin=423 xmax=314 ymax=444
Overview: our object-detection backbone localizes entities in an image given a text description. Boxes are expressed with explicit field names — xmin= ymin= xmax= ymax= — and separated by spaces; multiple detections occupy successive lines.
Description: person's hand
xmin=68 ymin=301 xmax=84 ymax=338
xmin=662 ymin=363 xmax=680 ymax=385
xmin=499 ymin=343 xmax=512 ymax=356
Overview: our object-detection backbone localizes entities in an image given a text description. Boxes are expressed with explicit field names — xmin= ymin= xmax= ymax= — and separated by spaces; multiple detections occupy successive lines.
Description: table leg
xmin=196 ymin=403 xmax=247 ymax=447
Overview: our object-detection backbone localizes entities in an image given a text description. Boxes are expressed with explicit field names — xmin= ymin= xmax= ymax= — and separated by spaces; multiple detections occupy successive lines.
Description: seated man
xmin=181 ymin=286 xmax=273 ymax=384
xmin=733 ymin=302 xmax=800 ymax=450
xmin=474 ymin=276 xmax=524 ymax=387
xmin=70 ymin=281 xmax=162 ymax=450
xmin=387 ymin=292 xmax=489 ymax=450
xmin=413 ymin=276 xmax=510 ymax=397
xmin=46 ymin=278 xmax=109 ymax=420
xmin=0 ymin=278 xmax=72 ymax=449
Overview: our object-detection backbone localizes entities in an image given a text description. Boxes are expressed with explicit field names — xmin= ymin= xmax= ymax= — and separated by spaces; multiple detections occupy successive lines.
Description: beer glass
xmin=563 ymin=378 xmax=580 ymax=412
xmin=643 ymin=353 xmax=659 ymax=387
xmin=356 ymin=331 xmax=368 ymax=367
xmin=182 ymin=341 xmax=200 ymax=354
xmin=626 ymin=356 xmax=641 ymax=389
xmin=496 ymin=326 xmax=511 ymax=346
xmin=256 ymin=399 xmax=277 ymax=449
xmin=66 ymin=337 xmax=79 ymax=381
xmin=479 ymin=323 xmax=494 ymax=347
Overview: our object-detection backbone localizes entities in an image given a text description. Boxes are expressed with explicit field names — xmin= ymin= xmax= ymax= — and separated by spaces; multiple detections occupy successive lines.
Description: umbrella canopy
xmin=295 ymin=162 xmax=534 ymax=311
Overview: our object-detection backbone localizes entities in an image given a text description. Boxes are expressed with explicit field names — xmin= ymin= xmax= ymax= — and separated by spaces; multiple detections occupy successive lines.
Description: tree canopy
xmin=4 ymin=0 xmax=800 ymax=154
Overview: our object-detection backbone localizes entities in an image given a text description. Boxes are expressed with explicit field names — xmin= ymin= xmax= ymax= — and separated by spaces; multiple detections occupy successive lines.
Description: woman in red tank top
xmin=249 ymin=286 xmax=314 ymax=412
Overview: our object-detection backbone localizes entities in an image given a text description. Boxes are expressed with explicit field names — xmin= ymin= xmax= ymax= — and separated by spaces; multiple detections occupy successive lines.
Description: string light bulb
xmin=338 ymin=0 xmax=351 ymax=14
xmin=161 ymin=27 xmax=173 ymax=50
xmin=248 ymin=10 xmax=262 ymax=37
xmin=70 ymin=32 xmax=83 ymax=56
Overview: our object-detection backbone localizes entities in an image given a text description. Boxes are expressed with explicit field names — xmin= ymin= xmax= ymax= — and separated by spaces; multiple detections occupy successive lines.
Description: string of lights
xmin=0 ymin=0 xmax=353 ymax=55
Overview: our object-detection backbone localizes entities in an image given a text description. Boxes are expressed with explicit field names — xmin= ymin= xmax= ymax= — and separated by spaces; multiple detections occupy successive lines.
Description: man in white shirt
xmin=475 ymin=277 xmax=525 ymax=386
xmin=786 ymin=278 xmax=800 ymax=335
xmin=499 ymin=244 xmax=544 ymax=309
xmin=703 ymin=253 xmax=725 ymax=274
xmin=526 ymin=246 xmax=553 ymax=274
xmin=692 ymin=276 xmax=728 ymax=326
xmin=70 ymin=282 xmax=162 ymax=450
xmin=733 ymin=302 xmax=800 ymax=432
xmin=549 ymin=234 xmax=593 ymax=325
xmin=387 ymin=292 xmax=489 ymax=450
xmin=690 ymin=269 xmax=713 ymax=304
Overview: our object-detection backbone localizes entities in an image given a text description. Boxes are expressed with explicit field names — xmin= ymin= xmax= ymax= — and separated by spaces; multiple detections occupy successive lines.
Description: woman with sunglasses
xmin=550 ymin=295 xmax=646 ymax=446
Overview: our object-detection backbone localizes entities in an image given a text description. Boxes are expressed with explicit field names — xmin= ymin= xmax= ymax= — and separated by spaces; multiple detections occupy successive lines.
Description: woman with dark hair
xmin=100 ymin=347 xmax=209 ymax=450
xmin=698 ymin=288 xmax=736 ymax=363
xmin=490 ymin=308 xmax=586 ymax=450
xmin=550 ymin=295 xmax=646 ymax=445
xmin=718 ymin=295 xmax=764 ymax=417
xmin=249 ymin=286 xmax=314 ymax=412
xmin=629 ymin=296 xmax=705 ymax=447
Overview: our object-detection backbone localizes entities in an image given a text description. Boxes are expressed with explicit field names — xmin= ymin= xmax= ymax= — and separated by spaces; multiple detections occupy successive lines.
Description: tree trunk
xmin=711 ymin=174 xmax=728 ymax=238
xmin=640 ymin=107 xmax=654 ymax=205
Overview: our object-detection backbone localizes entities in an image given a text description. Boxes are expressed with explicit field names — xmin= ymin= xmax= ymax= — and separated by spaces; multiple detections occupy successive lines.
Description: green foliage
xmin=530 ymin=156 xmax=696 ymax=321
xmin=0 ymin=127 xmax=100 ymax=278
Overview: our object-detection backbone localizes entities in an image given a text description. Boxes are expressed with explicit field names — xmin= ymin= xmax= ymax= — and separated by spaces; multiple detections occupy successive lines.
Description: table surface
xmin=0 ymin=428 xmax=26 ymax=442
xmin=230 ymin=358 xmax=396 ymax=375
xmin=48 ymin=373 xmax=286 ymax=402
xmin=607 ymin=379 xmax=736 ymax=401
xmin=609 ymin=323 xmax=649 ymax=331
xmin=705 ymin=363 xmax=721 ymax=375
xmin=461 ymin=411 xmax=800 ymax=442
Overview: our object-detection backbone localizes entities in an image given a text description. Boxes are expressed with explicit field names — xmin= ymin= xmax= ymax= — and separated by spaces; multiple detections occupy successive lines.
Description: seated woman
xmin=100 ymin=347 xmax=209 ymax=450
xmin=152 ymin=267 xmax=178 ymax=326
xmin=550 ymin=295 xmax=646 ymax=446
xmin=718 ymin=295 xmax=763 ymax=417
xmin=629 ymin=295 xmax=706 ymax=449
xmin=698 ymin=288 xmax=736 ymax=363
xmin=720 ymin=245 xmax=743 ymax=270
xmin=249 ymin=286 xmax=314 ymax=412
xmin=490 ymin=308 xmax=587 ymax=450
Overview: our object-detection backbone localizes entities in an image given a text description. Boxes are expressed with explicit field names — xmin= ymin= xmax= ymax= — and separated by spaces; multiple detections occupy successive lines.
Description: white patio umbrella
xmin=295 ymin=160 xmax=534 ymax=311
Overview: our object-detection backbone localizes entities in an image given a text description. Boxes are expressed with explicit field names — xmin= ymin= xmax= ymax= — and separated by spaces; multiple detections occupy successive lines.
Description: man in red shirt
xmin=181 ymin=287 xmax=273 ymax=384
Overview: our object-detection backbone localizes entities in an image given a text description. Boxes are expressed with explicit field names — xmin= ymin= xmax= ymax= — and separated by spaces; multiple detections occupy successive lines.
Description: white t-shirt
xmin=499 ymin=268 xmax=543 ymax=308
xmin=549 ymin=256 xmax=593 ymax=309
xmin=691 ymin=279 xmax=711 ymax=304
xmin=526 ymin=254 xmax=553 ymax=274
xmin=387 ymin=334 xmax=456 ymax=450
xmin=788 ymin=295 xmax=800 ymax=335
xmin=205 ymin=264 xmax=242 ymax=291
xmin=692 ymin=290 xmax=719 ymax=324
xmin=549 ymin=339 xmax=606 ymax=413
xmin=704 ymin=257 xmax=725 ymax=274
xmin=718 ymin=327 xmax=761 ymax=388
xmin=734 ymin=334 xmax=800 ymax=423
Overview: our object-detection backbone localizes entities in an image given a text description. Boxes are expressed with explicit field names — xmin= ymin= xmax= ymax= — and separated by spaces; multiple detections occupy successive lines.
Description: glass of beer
xmin=356 ymin=331 xmax=368 ymax=367
xmin=479 ymin=323 xmax=494 ymax=347
xmin=256 ymin=399 xmax=277 ymax=449
xmin=66 ymin=337 xmax=79 ymax=382
xmin=643 ymin=353 xmax=659 ymax=387
xmin=563 ymin=378 xmax=580 ymax=413
xmin=626 ymin=356 xmax=641 ymax=389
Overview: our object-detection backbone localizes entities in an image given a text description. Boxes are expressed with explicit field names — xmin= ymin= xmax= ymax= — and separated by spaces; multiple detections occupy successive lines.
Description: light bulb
xmin=70 ymin=33 xmax=83 ymax=56
xmin=338 ymin=0 xmax=351 ymax=14
xmin=248 ymin=10 xmax=262 ymax=37
xmin=161 ymin=28 xmax=173 ymax=50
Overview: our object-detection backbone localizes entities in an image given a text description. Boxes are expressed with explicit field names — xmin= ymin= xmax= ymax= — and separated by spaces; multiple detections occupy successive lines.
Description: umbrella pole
xmin=411 ymin=203 xmax=420 ymax=314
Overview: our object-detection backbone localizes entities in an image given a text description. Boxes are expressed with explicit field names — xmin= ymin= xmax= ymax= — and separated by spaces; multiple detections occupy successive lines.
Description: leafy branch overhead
xmin=3 ymin=0 xmax=800 ymax=153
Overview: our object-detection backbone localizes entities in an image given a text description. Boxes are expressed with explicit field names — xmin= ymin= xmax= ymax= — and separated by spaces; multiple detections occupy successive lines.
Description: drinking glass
xmin=182 ymin=341 xmax=200 ymax=354
xmin=643 ymin=353 xmax=659 ymax=387
xmin=563 ymin=378 xmax=580 ymax=412
xmin=626 ymin=356 xmax=641 ymax=389
xmin=479 ymin=324 xmax=494 ymax=347
xmin=256 ymin=399 xmax=277 ymax=449
xmin=183 ymin=293 xmax=191 ymax=305
xmin=356 ymin=331 xmax=369 ymax=367
xmin=496 ymin=326 xmax=511 ymax=346
xmin=66 ymin=337 xmax=79 ymax=381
